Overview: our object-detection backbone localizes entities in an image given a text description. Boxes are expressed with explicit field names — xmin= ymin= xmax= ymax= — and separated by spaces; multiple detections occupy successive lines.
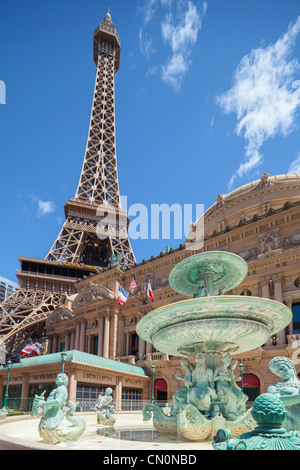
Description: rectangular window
xmin=293 ymin=304 xmax=300 ymax=334
xmin=121 ymin=388 xmax=142 ymax=411
xmin=93 ymin=336 xmax=98 ymax=355
xmin=76 ymin=383 xmax=114 ymax=412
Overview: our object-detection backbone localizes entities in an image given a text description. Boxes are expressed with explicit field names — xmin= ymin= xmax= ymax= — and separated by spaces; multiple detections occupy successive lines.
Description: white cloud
xmin=217 ymin=16 xmax=300 ymax=189
xmin=138 ymin=0 xmax=160 ymax=25
xmin=289 ymin=153 xmax=300 ymax=173
xmin=37 ymin=200 xmax=56 ymax=217
xmin=146 ymin=65 xmax=159 ymax=76
xmin=138 ymin=0 xmax=207 ymax=91
xmin=139 ymin=28 xmax=155 ymax=60
xmin=161 ymin=1 xmax=204 ymax=53
xmin=162 ymin=52 xmax=189 ymax=91
xmin=161 ymin=1 xmax=207 ymax=90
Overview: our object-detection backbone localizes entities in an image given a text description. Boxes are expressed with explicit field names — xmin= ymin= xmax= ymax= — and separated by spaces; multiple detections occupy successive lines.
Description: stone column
xmin=261 ymin=277 xmax=270 ymax=299
xmin=285 ymin=297 xmax=294 ymax=336
xmin=65 ymin=331 xmax=70 ymax=351
xmin=79 ymin=320 xmax=86 ymax=352
xmin=109 ymin=311 xmax=118 ymax=359
xmin=20 ymin=373 xmax=29 ymax=411
xmin=118 ymin=316 xmax=125 ymax=357
xmin=115 ymin=377 xmax=122 ymax=411
xmin=103 ymin=315 xmax=110 ymax=358
xmin=146 ymin=342 xmax=153 ymax=354
xmin=52 ymin=334 xmax=58 ymax=354
xmin=87 ymin=333 xmax=91 ymax=354
xmin=273 ymin=274 xmax=286 ymax=344
xmin=47 ymin=336 xmax=52 ymax=354
xmin=139 ymin=338 xmax=146 ymax=359
xmin=274 ymin=274 xmax=283 ymax=303
xmin=70 ymin=328 xmax=75 ymax=350
xmin=125 ymin=332 xmax=130 ymax=356
xmin=97 ymin=316 xmax=104 ymax=356
xmin=75 ymin=321 xmax=80 ymax=350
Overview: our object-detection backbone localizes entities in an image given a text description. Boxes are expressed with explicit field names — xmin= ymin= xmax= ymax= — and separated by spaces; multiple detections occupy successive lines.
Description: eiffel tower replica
xmin=0 ymin=11 xmax=135 ymax=355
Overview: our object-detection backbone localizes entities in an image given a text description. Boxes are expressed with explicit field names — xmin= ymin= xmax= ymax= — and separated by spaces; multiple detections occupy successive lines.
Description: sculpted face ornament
xmin=267 ymin=356 xmax=300 ymax=432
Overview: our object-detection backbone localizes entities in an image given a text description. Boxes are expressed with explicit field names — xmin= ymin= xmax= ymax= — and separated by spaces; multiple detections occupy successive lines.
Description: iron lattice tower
xmin=46 ymin=12 xmax=135 ymax=268
xmin=0 ymin=12 xmax=135 ymax=355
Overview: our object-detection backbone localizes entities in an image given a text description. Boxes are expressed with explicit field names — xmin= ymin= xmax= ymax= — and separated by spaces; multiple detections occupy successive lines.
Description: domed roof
xmin=202 ymin=173 xmax=300 ymax=238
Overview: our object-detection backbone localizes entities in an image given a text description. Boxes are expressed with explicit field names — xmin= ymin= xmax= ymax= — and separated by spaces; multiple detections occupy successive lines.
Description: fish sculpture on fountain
xmin=137 ymin=251 xmax=292 ymax=440
xmin=31 ymin=372 xmax=86 ymax=446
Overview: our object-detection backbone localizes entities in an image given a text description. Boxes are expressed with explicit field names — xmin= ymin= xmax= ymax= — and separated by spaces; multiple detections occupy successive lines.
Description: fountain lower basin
xmin=0 ymin=413 xmax=213 ymax=450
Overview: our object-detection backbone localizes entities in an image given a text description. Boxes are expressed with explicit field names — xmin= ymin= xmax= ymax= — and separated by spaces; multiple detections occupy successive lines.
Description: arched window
xmin=240 ymin=289 xmax=252 ymax=296
xmin=236 ymin=374 xmax=260 ymax=402
xmin=154 ymin=378 xmax=168 ymax=402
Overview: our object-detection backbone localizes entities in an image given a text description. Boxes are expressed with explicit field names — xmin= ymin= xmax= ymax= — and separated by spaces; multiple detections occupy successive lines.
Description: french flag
xmin=32 ymin=343 xmax=40 ymax=356
xmin=117 ymin=285 xmax=129 ymax=306
xmin=146 ymin=276 xmax=154 ymax=302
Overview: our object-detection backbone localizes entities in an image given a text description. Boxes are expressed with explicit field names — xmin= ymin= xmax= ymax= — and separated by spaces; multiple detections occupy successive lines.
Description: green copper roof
xmin=3 ymin=350 xmax=149 ymax=377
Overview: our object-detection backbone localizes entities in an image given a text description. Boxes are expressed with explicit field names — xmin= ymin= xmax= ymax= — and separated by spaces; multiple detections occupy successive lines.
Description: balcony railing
xmin=117 ymin=352 xmax=171 ymax=365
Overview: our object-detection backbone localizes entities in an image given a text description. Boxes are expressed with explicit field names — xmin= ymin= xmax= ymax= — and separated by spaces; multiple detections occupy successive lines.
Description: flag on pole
xmin=21 ymin=341 xmax=35 ymax=357
xmin=32 ymin=343 xmax=40 ymax=356
xmin=21 ymin=341 xmax=40 ymax=357
xmin=117 ymin=285 xmax=129 ymax=306
xmin=146 ymin=276 xmax=154 ymax=302
xmin=129 ymin=276 xmax=137 ymax=294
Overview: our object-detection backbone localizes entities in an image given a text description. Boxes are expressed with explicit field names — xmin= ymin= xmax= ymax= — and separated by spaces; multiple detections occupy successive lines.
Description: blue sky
xmin=1 ymin=0 xmax=300 ymax=283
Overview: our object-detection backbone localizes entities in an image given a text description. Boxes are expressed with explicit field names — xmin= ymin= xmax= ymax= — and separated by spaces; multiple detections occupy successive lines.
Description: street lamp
xmin=239 ymin=361 xmax=244 ymax=393
xmin=2 ymin=360 xmax=12 ymax=410
xmin=151 ymin=363 xmax=156 ymax=404
xmin=61 ymin=351 xmax=67 ymax=373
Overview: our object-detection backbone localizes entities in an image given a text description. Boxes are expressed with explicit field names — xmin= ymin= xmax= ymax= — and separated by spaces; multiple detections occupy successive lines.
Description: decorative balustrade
xmin=146 ymin=352 xmax=170 ymax=361
xmin=117 ymin=352 xmax=170 ymax=365
xmin=117 ymin=355 xmax=137 ymax=364
xmin=287 ymin=334 xmax=300 ymax=347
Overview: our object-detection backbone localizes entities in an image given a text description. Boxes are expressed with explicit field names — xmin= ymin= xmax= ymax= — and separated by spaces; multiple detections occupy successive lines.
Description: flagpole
xmin=129 ymin=291 xmax=147 ymax=305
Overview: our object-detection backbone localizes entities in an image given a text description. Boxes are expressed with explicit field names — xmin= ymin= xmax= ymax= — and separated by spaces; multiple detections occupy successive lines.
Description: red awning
xmin=236 ymin=374 xmax=260 ymax=388
xmin=154 ymin=378 xmax=167 ymax=390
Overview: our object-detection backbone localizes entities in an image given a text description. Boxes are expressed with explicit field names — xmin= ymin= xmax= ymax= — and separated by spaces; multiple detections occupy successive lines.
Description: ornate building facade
xmin=1 ymin=172 xmax=300 ymax=409
xmin=21 ymin=173 xmax=300 ymax=407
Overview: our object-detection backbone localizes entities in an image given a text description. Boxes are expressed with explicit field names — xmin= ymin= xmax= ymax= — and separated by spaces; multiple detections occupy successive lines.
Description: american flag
xmin=129 ymin=276 xmax=137 ymax=293
xmin=21 ymin=341 xmax=40 ymax=357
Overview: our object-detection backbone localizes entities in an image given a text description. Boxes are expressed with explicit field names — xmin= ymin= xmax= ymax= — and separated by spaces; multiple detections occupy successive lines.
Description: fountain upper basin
xmin=136 ymin=296 xmax=292 ymax=357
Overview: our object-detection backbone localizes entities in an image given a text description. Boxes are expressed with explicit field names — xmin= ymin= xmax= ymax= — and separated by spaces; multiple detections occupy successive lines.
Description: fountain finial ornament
xmin=31 ymin=372 xmax=86 ymax=445
xmin=212 ymin=393 xmax=300 ymax=450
